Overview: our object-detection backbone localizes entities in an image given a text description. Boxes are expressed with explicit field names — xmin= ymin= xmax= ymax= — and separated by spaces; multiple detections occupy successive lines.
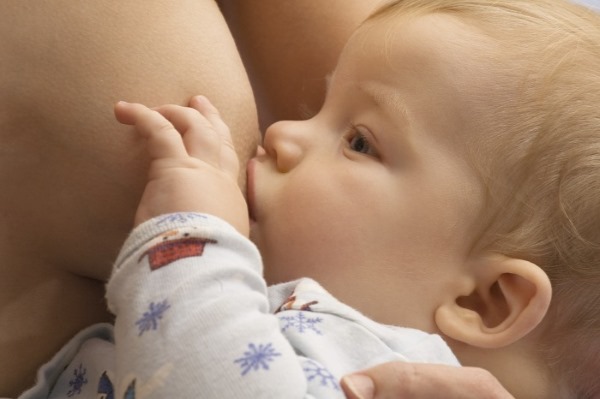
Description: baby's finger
xmin=114 ymin=101 xmax=187 ymax=159
xmin=153 ymin=104 xmax=221 ymax=167
xmin=189 ymin=95 xmax=239 ymax=178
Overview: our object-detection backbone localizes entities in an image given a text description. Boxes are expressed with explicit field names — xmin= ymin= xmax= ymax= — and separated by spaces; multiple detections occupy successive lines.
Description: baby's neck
xmin=0 ymin=252 xmax=111 ymax=397
xmin=452 ymin=339 xmax=555 ymax=398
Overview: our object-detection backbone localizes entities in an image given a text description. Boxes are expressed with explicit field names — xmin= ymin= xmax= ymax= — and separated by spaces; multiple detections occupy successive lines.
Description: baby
xmin=46 ymin=0 xmax=600 ymax=398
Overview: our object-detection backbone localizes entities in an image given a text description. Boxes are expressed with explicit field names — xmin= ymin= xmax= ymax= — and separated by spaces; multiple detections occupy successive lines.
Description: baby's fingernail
xmin=193 ymin=95 xmax=209 ymax=105
xmin=342 ymin=374 xmax=375 ymax=399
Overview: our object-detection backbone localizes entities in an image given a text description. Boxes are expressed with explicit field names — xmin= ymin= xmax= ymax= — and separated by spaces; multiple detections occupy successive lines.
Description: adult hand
xmin=341 ymin=362 xmax=515 ymax=399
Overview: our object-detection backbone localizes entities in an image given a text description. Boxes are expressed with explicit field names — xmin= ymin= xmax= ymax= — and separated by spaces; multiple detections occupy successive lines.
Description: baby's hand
xmin=114 ymin=96 xmax=249 ymax=236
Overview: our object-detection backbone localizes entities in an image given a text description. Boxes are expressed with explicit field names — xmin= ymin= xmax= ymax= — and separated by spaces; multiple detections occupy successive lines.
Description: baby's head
xmin=371 ymin=1 xmax=600 ymax=396
xmin=248 ymin=0 xmax=600 ymax=396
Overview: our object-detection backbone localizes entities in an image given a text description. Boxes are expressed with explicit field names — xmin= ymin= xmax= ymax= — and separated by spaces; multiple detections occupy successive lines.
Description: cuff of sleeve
xmin=106 ymin=212 xmax=257 ymax=314
xmin=113 ymin=212 xmax=240 ymax=267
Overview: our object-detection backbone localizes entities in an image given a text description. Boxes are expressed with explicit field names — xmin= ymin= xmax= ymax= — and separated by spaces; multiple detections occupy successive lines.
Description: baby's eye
xmin=346 ymin=126 xmax=377 ymax=157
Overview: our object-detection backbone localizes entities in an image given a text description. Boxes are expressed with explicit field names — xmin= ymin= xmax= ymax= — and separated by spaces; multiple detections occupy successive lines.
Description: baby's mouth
xmin=255 ymin=145 xmax=266 ymax=157
xmin=246 ymin=158 xmax=257 ymax=223
xmin=247 ymin=145 xmax=267 ymax=223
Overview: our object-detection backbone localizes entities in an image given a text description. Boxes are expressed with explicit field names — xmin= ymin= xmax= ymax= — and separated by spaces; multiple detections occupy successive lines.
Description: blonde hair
xmin=369 ymin=1 xmax=600 ymax=397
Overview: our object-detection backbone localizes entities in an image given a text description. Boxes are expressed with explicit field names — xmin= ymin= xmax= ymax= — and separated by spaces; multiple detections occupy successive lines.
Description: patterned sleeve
xmin=105 ymin=212 xmax=313 ymax=398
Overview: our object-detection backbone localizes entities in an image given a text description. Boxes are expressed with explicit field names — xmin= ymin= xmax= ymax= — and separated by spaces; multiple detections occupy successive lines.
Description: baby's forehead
xmin=351 ymin=13 xmax=501 ymax=79
xmin=348 ymin=15 xmax=509 ymax=118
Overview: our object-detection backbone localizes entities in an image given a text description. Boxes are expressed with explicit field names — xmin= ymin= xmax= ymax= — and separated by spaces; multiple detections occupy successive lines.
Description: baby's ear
xmin=434 ymin=255 xmax=552 ymax=349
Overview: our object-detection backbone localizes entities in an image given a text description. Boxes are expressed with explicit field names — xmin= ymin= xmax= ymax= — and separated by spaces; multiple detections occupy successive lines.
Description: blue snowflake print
xmin=303 ymin=359 xmax=340 ymax=391
xmin=156 ymin=213 xmax=206 ymax=226
xmin=97 ymin=371 xmax=114 ymax=399
xmin=135 ymin=299 xmax=171 ymax=336
xmin=67 ymin=363 xmax=88 ymax=396
xmin=234 ymin=342 xmax=282 ymax=376
xmin=123 ymin=379 xmax=136 ymax=399
xmin=279 ymin=312 xmax=323 ymax=335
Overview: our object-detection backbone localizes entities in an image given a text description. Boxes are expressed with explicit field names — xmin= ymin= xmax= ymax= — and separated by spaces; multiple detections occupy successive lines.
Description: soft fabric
xmin=14 ymin=213 xmax=458 ymax=398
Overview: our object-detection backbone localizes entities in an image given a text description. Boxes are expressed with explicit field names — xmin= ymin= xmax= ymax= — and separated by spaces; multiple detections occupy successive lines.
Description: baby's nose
xmin=263 ymin=120 xmax=307 ymax=172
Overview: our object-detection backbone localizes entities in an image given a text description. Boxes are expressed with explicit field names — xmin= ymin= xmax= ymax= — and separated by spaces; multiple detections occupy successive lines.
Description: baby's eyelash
xmin=344 ymin=124 xmax=377 ymax=157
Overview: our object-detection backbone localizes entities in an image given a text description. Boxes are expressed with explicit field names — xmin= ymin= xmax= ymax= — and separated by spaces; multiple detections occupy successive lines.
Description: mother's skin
xmin=219 ymin=0 xmax=378 ymax=129
xmin=0 ymin=1 xmax=378 ymax=395
xmin=0 ymin=1 xmax=258 ymax=394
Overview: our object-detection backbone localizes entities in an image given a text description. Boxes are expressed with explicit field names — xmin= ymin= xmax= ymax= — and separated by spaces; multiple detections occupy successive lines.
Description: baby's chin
xmin=251 ymin=232 xmax=305 ymax=286
xmin=261 ymin=259 xmax=278 ymax=286
xmin=248 ymin=225 xmax=262 ymax=255
xmin=261 ymin=258 xmax=293 ymax=286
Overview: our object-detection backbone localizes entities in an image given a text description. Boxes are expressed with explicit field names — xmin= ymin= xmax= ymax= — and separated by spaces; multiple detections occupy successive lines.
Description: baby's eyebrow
xmin=325 ymin=71 xmax=410 ymax=124
xmin=359 ymin=82 xmax=410 ymax=122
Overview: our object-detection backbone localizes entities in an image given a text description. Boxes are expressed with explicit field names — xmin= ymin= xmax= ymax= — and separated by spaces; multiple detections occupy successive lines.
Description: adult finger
xmin=341 ymin=362 xmax=514 ymax=399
